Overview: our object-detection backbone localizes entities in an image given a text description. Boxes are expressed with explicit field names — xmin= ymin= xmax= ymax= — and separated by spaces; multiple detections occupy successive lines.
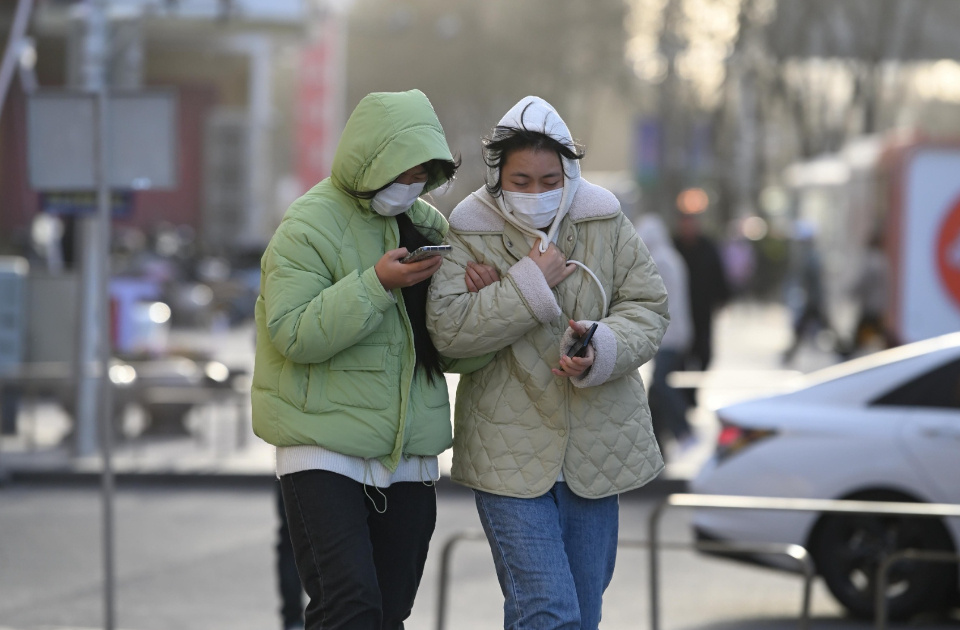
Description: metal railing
xmin=627 ymin=538 xmax=815 ymax=630
xmin=435 ymin=530 xmax=487 ymax=630
xmin=650 ymin=494 xmax=960 ymax=630
xmin=435 ymin=530 xmax=815 ymax=630
xmin=433 ymin=493 xmax=960 ymax=630
xmin=875 ymin=549 xmax=960 ymax=630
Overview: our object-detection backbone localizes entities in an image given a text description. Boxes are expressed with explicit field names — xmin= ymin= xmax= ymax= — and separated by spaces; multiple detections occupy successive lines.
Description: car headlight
xmin=108 ymin=362 xmax=138 ymax=386
xmin=204 ymin=361 xmax=231 ymax=384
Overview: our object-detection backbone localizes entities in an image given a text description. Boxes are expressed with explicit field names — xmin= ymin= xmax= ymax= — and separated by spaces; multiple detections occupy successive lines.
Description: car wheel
xmin=812 ymin=493 xmax=956 ymax=620
xmin=144 ymin=402 xmax=194 ymax=436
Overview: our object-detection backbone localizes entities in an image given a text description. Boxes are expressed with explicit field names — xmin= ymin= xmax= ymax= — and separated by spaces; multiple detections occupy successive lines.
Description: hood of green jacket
xmin=331 ymin=89 xmax=454 ymax=196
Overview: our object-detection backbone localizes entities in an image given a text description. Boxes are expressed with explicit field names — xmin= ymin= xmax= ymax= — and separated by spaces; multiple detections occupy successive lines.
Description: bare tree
xmin=708 ymin=0 xmax=952 ymax=226
xmin=344 ymin=0 xmax=634 ymax=210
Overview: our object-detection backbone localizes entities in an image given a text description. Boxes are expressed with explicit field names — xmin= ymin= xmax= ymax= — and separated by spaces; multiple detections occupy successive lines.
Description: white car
xmin=690 ymin=333 xmax=960 ymax=620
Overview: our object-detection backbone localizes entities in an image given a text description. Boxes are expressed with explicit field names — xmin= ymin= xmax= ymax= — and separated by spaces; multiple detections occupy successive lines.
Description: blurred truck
xmin=783 ymin=134 xmax=960 ymax=346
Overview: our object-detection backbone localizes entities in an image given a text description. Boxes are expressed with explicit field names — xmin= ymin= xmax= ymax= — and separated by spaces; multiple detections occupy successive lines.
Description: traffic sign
xmin=27 ymin=90 xmax=178 ymax=191
xmin=936 ymin=194 xmax=960 ymax=309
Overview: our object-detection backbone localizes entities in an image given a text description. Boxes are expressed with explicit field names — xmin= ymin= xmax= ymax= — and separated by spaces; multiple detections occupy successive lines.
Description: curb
xmin=2 ymin=469 xmax=278 ymax=489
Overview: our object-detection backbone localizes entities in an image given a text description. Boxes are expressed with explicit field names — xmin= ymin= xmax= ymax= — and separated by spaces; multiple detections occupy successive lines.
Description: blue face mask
xmin=371 ymin=181 xmax=426 ymax=217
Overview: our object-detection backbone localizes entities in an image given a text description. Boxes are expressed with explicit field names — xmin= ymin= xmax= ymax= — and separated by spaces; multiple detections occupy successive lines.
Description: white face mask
xmin=502 ymin=188 xmax=563 ymax=229
xmin=371 ymin=181 xmax=426 ymax=217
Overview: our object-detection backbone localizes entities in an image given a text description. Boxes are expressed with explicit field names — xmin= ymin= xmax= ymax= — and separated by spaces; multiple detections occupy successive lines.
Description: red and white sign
xmin=895 ymin=146 xmax=960 ymax=342
xmin=936 ymin=195 xmax=960 ymax=310
xmin=295 ymin=15 xmax=345 ymax=194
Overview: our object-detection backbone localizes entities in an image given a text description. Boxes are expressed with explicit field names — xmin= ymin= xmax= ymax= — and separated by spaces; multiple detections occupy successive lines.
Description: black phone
xmin=401 ymin=245 xmax=453 ymax=263
xmin=566 ymin=323 xmax=598 ymax=358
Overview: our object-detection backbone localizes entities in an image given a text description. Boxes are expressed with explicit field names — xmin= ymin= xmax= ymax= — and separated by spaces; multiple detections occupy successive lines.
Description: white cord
xmin=361 ymin=460 xmax=388 ymax=514
xmin=418 ymin=456 xmax=435 ymax=487
xmin=566 ymin=259 xmax=608 ymax=319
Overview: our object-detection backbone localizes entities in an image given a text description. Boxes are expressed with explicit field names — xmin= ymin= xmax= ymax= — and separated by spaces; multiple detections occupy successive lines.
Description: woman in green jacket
xmin=252 ymin=89 xmax=494 ymax=630
xmin=426 ymin=96 xmax=670 ymax=629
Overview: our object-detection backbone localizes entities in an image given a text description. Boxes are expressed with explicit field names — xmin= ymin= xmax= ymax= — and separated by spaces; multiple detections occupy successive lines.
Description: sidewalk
xmin=0 ymin=302 xmax=839 ymax=487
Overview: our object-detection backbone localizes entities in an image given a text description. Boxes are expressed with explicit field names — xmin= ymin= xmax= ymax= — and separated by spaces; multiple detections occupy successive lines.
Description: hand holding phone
xmin=566 ymin=323 xmax=598 ymax=358
xmin=375 ymin=247 xmax=445 ymax=290
xmin=401 ymin=245 xmax=453 ymax=264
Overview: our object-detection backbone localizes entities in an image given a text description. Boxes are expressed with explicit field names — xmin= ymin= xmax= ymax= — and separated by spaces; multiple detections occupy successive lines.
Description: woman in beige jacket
xmin=426 ymin=96 xmax=669 ymax=629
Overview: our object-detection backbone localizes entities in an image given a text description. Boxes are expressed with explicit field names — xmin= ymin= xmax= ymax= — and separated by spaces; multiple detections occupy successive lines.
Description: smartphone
xmin=566 ymin=323 xmax=599 ymax=358
xmin=401 ymin=245 xmax=452 ymax=263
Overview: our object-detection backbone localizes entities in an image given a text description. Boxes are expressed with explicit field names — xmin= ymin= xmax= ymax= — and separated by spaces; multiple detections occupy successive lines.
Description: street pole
xmin=75 ymin=1 xmax=116 ymax=628
xmin=95 ymin=74 xmax=116 ymax=630
xmin=74 ymin=1 xmax=107 ymax=459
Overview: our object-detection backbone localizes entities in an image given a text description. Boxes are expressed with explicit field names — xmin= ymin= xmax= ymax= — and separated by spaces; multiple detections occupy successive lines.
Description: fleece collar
xmin=449 ymin=179 xmax=620 ymax=234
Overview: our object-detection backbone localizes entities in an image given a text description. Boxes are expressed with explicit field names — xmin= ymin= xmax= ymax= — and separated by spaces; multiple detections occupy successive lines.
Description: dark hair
xmin=482 ymin=104 xmax=585 ymax=197
xmin=343 ymin=157 xmax=460 ymax=199
xmin=394 ymin=212 xmax=445 ymax=383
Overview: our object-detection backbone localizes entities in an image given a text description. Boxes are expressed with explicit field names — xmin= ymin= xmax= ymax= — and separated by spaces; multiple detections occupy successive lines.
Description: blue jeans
xmin=474 ymin=483 xmax=619 ymax=630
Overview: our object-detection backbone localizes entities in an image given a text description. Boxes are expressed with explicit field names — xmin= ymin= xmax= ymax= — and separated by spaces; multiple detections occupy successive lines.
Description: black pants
xmin=280 ymin=470 xmax=436 ymax=630
xmin=276 ymin=480 xmax=304 ymax=629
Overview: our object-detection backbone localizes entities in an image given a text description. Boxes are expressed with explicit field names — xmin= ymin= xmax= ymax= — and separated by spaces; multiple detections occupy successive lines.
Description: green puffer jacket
xmin=426 ymin=182 xmax=669 ymax=498
xmin=251 ymin=89 xmax=488 ymax=471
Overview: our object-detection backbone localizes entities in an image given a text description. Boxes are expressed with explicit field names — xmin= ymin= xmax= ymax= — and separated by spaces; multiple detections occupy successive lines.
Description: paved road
xmin=3 ymin=304 xmax=958 ymax=629
xmin=3 ymin=480 xmax=958 ymax=630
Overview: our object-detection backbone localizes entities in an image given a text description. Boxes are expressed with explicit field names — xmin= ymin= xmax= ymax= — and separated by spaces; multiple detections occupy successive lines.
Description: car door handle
xmin=921 ymin=427 xmax=960 ymax=440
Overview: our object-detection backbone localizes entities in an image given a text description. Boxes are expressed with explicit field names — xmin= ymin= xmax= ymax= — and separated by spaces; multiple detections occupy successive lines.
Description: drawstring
xmin=361 ymin=460 xmax=388 ymax=514
xmin=360 ymin=456 xmax=437 ymax=512
xmin=362 ymin=484 xmax=387 ymax=514
xmin=471 ymin=191 xmax=609 ymax=318
xmin=418 ymin=456 xmax=435 ymax=487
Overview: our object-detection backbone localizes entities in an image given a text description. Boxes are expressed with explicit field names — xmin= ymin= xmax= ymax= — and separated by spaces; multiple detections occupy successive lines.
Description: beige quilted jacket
xmin=426 ymin=181 xmax=669 ymax=499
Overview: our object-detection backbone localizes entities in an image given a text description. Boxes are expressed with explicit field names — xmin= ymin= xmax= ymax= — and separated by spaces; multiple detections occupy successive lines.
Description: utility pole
xmin=658 ymin=0 xmax=686 ymax=216
xmin=74 ymin=1 xmax=117 ymax=628
xmin=73 ymin=0 xmax=109 ymax=458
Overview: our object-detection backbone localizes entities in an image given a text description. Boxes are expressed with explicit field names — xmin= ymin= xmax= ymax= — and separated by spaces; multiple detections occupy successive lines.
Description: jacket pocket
xmin=278 ymin=359 xmax=308 ymax=411
xmin=418 ymin=374 xmax=450 ymax=409
xmin=323 ymin=344 xmax=392 ymax=410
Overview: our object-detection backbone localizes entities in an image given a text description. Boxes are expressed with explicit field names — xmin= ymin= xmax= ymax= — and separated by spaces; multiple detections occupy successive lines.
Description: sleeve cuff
xmin=360 ymin=266 xmax=397 ymax=311
xmin=560 ymin=320 xmax=617 ymax=388
xmin=508 ymin=257 xmax=561 ymax=323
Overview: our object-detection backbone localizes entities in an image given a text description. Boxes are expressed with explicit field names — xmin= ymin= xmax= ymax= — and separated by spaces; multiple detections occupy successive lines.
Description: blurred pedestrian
xmin=845 ymin=234 xmax=896 ymax=356
xmin=781 ymin=220 xmax=835 ymax=364
xmin=635 ymin=214 xmax=696 ymax=458
xmin=721 ymin=219 xmax=757 ymax=300
xmin=673 ymin=213 xmax=730 ymax=399
xmin=427 ymin=96 xmax=669 ymax=630
xmin=251 ymin=90 xmax=496 ymax=630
